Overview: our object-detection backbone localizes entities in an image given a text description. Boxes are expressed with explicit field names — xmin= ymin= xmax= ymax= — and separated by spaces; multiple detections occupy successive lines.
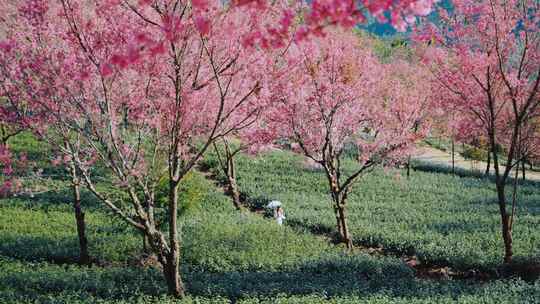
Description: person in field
xmin=275 ymin=206 xmax=285 ymax=225
xmin=267 ymin=200 xmax=285 ymax=225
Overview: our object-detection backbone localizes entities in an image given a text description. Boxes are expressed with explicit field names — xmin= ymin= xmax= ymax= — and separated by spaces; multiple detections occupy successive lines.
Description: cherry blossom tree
xmin=209 ymin=90 xmax=279 ymax=210
xmin=0 ymin=0 xmax=273 ymax=297
xmin=261 ymin=30 xmax=431 ymax=249
xmin=0 ymin=1 xmax=95 ymax=264
xmin=416 ymin=0 xmax=540 ymax=263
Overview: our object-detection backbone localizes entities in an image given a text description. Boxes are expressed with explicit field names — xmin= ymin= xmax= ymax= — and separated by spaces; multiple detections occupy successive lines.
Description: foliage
xmin=460 ymin=146 xmax=488 ymax=162
xmin=423 ymin=137 xmax=449 ymax=152
xmin=152 ymin=172 xmax=207 ymax=220
xmin=369 ymin=35 xmax=413 ymax=62
xmin=1 ymin=239 xmax=539 ymax=303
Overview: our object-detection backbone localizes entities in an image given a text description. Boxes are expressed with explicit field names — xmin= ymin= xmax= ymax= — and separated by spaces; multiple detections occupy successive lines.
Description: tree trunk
xmin=1 ymin=125 xmax=9 ymax=146
xmin=72 ymin=182 xmax=90 ymax=265
xmin=485 ymin=151 xmax=491 ymax=175
xmin=142 ymin=233 xmax=151 ymax=254
xmin=165 ymin=179 xmax=185 ymax=298
xmin=143 ymin=226 xmax=185 ymax=298
xmin=451 ymin=139 xmax=455 ymax=174
xmin=496 ymin=183 xmax=513 ymax=264
xmin=501 ymin=213 xmax=513 ymax=264
xmin=336 ymin=202 xmax=353 ymax=250
xmin=332 ymin=203 xmax=344 ymax=239
xmin=489 ymin=131 xmax=513 ymax=264
xmin=141 ymin=199 xmax=153 ymax=254
xmin=326 ymin=168 xmax=353 ymax=250
xmin=213 ymin=140 xmax=243 ymax=210
xmin=406 ymin=156 xmax=411 ymax=178
xmin=163 ymin=253 xmax=184 ymax=298
xmin=227 ymin=175 xmax=242 ymax=210
xmin=521 ymin=161 xmax=526 ymax=181
xmin=226 ymin=154 xmax=242 ymax=210
xmin=330 ymin=188 xmax=352 ymax=250
xmin=68 ymin=157 xmax=90 ymax=265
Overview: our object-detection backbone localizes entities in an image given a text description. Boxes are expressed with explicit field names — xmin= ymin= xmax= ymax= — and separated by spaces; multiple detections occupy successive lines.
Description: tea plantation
xmin=1 ymin=140 xmax=539 ymax=303
xmin=203 ymin=150 xmax=540 ymax=272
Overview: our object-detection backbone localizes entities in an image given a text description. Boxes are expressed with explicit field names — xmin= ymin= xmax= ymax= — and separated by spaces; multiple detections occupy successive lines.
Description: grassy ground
xmin=203 ymin=150 xmax=540 ymax=272
xmin=1 ymin=137 xmax=539 ymax=303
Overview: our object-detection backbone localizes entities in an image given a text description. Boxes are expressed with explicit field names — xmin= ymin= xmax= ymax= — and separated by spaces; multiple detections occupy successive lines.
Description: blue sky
xmin=360 ymin=0 xmax=452 ymax=37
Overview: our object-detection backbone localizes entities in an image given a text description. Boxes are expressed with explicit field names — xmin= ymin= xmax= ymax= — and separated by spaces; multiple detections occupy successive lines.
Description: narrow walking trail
xmin=414 ymin=146 xmax=540 ymax=181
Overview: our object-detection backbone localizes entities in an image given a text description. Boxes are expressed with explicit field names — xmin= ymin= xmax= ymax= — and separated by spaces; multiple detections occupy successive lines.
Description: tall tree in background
xmin=211 ymin=138 xmax=246 ymax=210
xmin=416 ymin=0 xmax=540 ymax=263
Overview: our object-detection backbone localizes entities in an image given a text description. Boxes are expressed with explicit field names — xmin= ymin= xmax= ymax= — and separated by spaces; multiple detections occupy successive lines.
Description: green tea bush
xmin=204 ymin=150 xmax=540 ymax=271
xmin=0 ymin=200 xmax=140 ymax=263
xmin=2 ymin=255 xmax=538 ymax=303
xmin=2 ymin=136 xmax=539 ymax=303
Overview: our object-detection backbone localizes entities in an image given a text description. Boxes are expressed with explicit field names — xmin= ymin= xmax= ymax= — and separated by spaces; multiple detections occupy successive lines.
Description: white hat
xmin=266 ymin=200 xmax=282 ymax=208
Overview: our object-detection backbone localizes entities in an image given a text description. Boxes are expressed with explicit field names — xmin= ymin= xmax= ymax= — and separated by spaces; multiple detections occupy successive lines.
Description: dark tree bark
xmin=142 ymin=233 xmax=151 ymax=254
xmin=406 ymin=155 xmax=411 ymax=178
xmin=330 ymin=194 xmax=352 ymax=249
xmin=496 ymin=182 xmax=513 ymax=264
xmin=332 ymin=204 xmax=344 ymax=238
xmin=67 ymin=153 xmax=90 ymax=265
xmin=225 ymin=149 xmax=242 ymax=210
xmin=227 ymin=171 xmax=242 ymax=210
xmin=451 ymin=139 xmax=455 ymax=174
xmin=164 ymin=177 xmax=185 ymax=298
xmin=327 ymin=172 xmax=354 ymax=250
xmin=213 ymin=140 xmax=243 ymax=210
xmin=0 ymin=124 xmax=22 ymax=147
xmin=485 ymin=151 xmax=491 ymax=175
xmin=488 ymin=127 xmax=522 ymax=264
xmin=336 ymin=201 xmax=352 ymax=250
xmin=521 ymin=161 xmax=526 ymax=180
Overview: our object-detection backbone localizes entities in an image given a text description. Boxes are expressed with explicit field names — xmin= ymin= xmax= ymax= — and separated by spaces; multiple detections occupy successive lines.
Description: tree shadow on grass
xmin=242 ymin=194 xmax=273 ymax=214
xmin=4 ymin=254 xmax=536 ymax=303
xmin=11 ymin=188 xmax=106 ymax=211
xmin=285 ymin=218 xmax=338 ymax=242
xmin=0 ymin=235 xmax=82 ymax=265
xmin=467 ymin=196 xmax=540 ymax=217
xmin=0 ymin=230 xmax=140 ymax=266
xmin=0 ymin=258 xmax=165 ymax=302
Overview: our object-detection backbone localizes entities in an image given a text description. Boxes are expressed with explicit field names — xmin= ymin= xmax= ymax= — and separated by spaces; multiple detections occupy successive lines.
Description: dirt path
xmin=414 ymin=146 xmax=540 ymax=181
